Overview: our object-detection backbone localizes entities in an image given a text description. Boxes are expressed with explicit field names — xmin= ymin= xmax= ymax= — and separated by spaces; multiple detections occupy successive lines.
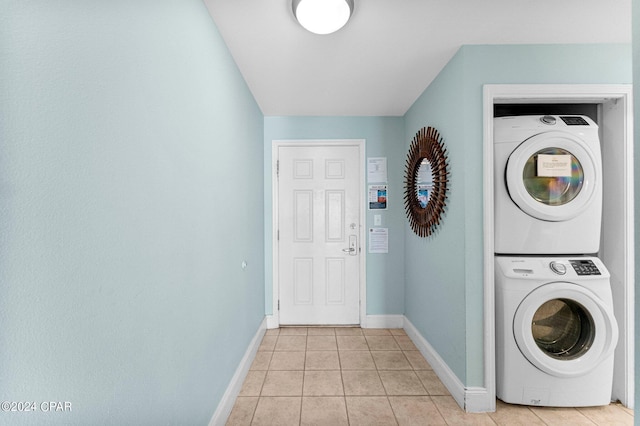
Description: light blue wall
xmin=404 ymin=44 xmax=632 ymax=386
xmin=264 ymin=117 xmax=405 ymax=316
xmin=404 ymin=52 xmax=469 ymax=382
xmin=0 ymin=1 xmax=264 ymax=425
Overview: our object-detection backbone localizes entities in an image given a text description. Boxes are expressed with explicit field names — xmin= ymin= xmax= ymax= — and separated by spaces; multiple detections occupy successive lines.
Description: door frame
xmin=483 ymin=84 xmax=634 ymax=409
xmin=271 ymin=139 xmax=367 ymax=327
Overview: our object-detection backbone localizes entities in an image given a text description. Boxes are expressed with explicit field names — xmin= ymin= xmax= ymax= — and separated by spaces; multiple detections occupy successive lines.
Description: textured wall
xmin=0 ymin=1 xmax=264 ymax=424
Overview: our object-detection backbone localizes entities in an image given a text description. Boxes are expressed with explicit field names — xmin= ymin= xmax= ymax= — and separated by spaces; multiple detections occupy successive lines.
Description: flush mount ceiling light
xmin=292 ymin=0 xmax=354 ymax=35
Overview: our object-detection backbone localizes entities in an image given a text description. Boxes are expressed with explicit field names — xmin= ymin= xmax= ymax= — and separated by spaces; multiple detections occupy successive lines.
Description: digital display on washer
xmin=560 ymin=116 xmax=589 ymax=126
xmin=569 ymin=259 xmax=601 ymax=275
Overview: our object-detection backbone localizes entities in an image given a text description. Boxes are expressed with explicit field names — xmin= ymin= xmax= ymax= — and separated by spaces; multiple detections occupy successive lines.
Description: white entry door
xmin=277 ymin=143 xmax=362 ymax=325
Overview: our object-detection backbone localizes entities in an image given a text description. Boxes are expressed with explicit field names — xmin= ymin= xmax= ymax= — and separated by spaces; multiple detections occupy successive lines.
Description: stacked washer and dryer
xmin=493 ymin=115 xmax=619 ymax=407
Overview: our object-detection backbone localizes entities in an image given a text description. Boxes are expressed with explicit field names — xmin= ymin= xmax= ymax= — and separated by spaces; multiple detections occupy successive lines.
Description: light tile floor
xmin=226 ymin=327 xmax=634 ymax=425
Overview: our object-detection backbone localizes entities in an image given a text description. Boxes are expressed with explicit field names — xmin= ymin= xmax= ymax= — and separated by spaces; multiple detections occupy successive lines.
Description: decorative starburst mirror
xmin=403 ymin=127 xmax=449 ymax=237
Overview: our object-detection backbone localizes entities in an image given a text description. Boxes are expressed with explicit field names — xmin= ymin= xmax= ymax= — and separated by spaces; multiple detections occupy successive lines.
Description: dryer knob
xmin=549 ymin=261 xmax=567 ymax=275
xmin=541 ymin=115 xmax=557 ymax=125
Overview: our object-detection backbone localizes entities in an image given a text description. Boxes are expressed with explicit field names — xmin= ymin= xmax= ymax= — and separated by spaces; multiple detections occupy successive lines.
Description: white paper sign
xmin=367 ymin=157 xmax=387 ymax=182
xmin=537 ymin=154 xmax=572 ymax=177
xmin=368 ymin=228 xmax=388 ymax=254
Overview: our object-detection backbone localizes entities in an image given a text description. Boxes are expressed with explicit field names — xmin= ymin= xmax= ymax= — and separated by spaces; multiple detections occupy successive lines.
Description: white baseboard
xmin=268 ymin=314 xmax=405 ymax=329
xmin=363 ymin=315 xmax=404 ymax=329
xmin=266 ymin=314 xmax=279 ymax=329
xmin=465 ymin=387 xmax=495 ymax=413
xmin=403 ymin=316 xmax=494 ymax=413
xmin=208 ymin=317 xmax=267 ymax=426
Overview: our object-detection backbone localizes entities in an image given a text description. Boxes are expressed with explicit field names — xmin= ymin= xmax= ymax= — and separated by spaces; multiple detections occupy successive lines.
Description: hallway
xmin=226 ymin=327 xmax=633 ymax=425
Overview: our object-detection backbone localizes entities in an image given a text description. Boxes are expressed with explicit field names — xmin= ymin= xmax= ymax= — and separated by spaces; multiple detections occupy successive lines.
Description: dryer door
xmin=506 ymin=131 xmax=598 ymax=221
xmin=513 ymin=282 xmax=618 ymax=378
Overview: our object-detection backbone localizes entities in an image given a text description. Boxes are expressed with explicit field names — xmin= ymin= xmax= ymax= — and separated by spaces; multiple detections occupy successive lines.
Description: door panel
xmin=278 ymin=144 xmax=361 ymax=325
xmin=294 ymin=190 xmax=313 ymax=241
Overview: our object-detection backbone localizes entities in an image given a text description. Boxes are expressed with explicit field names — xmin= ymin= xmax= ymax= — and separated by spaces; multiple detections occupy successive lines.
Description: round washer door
xmin=506 ymin=131 xmax=598 ymax=221
xmin=513 ymin=282 xmax=618 ymax=378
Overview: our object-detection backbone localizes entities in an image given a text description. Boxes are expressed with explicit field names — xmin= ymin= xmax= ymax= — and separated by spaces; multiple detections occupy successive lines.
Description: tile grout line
xmin=526 ymin=405 xmax=549 ymax=426
xmin=299 ymin=334 xmax=306 ymax=425
xmin=233 ymin=329 xmax=633 ymax=425
xmin=252 ymin=345 xmax=270 ymax=425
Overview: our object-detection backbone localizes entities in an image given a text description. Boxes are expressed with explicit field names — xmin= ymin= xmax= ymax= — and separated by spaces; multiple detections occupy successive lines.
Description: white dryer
xmin=494 ymin=115 xmax=602 ymax=254
xmin=495 ymin=256 xmax=618 ymax=407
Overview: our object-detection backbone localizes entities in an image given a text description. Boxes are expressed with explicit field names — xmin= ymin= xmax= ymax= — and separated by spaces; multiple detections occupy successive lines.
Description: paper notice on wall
xmin=368 ymin=228 xmax=388 ymax=254
xmin=367 ymin=157 xmax=387 ymax=182
xmin=537 ymin=154 xmax=572 ymax=177
xmin=368 ymin=185 xmax=387 ymax=210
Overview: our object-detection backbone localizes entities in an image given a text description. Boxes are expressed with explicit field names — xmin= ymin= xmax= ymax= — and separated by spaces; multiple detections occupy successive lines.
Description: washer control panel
xmin=569 ymin=259 xmax=602 ymax=275
xmin=496 ymin=256 xmax=609 ymax=280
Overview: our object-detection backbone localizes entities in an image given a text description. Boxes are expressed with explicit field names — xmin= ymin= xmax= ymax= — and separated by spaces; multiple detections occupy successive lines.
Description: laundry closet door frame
xmin=483 ymin=84 xmax=634 ymax=410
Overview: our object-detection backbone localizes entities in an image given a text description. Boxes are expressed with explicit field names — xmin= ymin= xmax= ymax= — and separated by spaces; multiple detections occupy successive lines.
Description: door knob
xmin=342 ymin=235 xmax=357 ymax=256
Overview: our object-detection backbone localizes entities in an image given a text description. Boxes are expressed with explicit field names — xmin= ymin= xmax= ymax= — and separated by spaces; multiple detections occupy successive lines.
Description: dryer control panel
xmin=560 ymin=116 xmax=590 ymax=126
xmin=570 ymin=259 xmax=602 ymax=276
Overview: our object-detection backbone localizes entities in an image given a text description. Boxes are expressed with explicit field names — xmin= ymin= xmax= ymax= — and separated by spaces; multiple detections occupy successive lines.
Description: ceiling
xmin=203 ymin=0 xmax=631 ymax=116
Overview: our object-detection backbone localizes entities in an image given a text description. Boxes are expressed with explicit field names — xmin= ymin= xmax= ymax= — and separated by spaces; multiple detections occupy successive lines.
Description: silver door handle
xmin=343 ymin=235 xmax=358 ymax=256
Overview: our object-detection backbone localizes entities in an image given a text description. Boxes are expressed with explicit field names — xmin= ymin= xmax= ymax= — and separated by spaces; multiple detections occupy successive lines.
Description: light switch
xmin=374 ymin=215 xmax=381 ymax=226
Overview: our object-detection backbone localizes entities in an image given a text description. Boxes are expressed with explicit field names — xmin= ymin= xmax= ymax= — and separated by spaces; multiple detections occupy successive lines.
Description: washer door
xmin=513 ymin=282 xmax=618 ymax=378
xmin=506 ymin=131 xmax=597 ymax=221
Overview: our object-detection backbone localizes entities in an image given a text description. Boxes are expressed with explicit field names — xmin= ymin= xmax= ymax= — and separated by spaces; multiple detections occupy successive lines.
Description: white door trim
xmin=483 ymin=84 xmax=634 ymax=409
xmin=271 ymin=139 xmax=366 ymax=327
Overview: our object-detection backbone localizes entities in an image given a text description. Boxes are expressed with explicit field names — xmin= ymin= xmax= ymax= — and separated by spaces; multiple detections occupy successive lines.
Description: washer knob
xmin=549 ymin=261 xmax=567 ymax=275
xmin=541 ymin=115 xmax=556 ymax=125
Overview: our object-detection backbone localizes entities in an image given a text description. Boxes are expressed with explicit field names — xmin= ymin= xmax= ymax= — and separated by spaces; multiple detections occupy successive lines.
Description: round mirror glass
xmin=415 ymin=159 xmax=432 ymax=208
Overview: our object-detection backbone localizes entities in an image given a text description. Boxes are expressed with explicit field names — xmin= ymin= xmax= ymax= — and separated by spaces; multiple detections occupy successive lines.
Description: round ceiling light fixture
xmin=292 ymin=0 xmax=354 ymax=35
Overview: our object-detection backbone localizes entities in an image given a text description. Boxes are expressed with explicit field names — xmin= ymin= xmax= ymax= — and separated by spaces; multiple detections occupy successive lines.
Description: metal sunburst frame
xmin=403 ymin=126 xmax=449 ymax=237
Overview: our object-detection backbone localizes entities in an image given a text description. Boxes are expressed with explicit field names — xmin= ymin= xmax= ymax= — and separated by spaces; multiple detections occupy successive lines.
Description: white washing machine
xmin=494 ymin=115 xmax=602 ymax=254
xmin=495 ymin=256 xmax=618 ymax=407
